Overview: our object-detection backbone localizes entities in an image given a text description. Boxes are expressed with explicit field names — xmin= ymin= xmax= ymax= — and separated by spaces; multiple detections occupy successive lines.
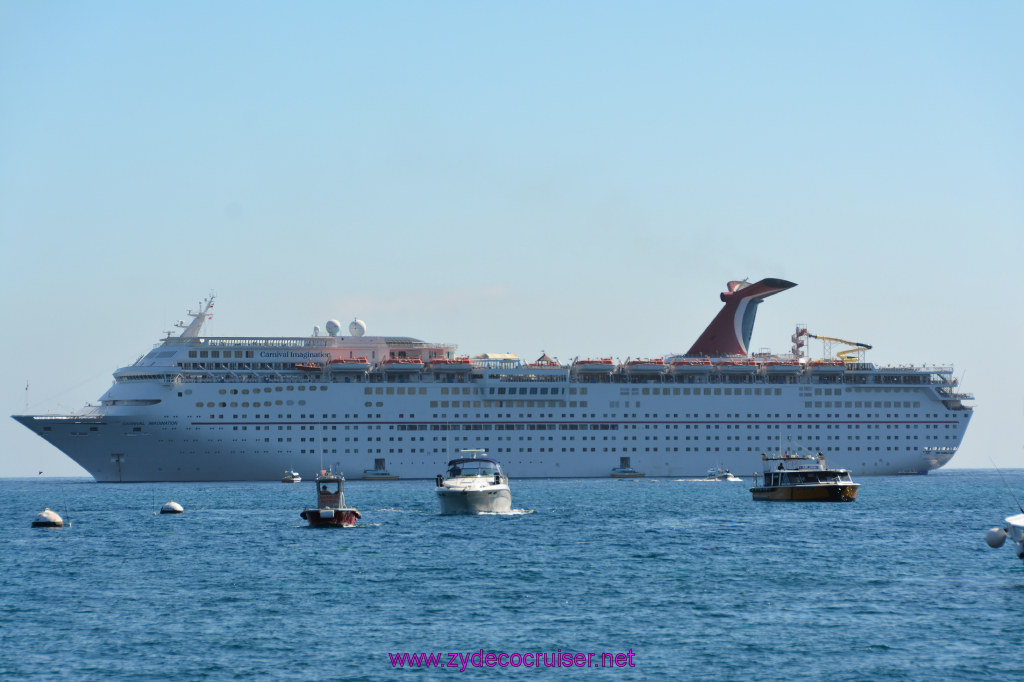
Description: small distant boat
xmin=670 ymin=358 xmax=713 ymax=373
xmin=573 ymin=358 xmax=615 ymax=374
xmin=382 ymin=358 xmax=425 ymax=372
xmin=705 ymin=465 xmax=741 ymax=482
xmin=328 ymin=357 xmax=371 ymax=372
xmin=362 ymin=458 xmax=398 ymax=480
xmin=716 ymin=359 xmax=759 ymax=374
xmin=435 ymin=450 xmax=512 ymax=514
xmin=428 ymin=357 xmax=473 ymax=372
xmin=623 ymin=358 xmax=667 ymax=374
xmin=985 ymin=512 xmax=1024 ymax=564
xmin=763 ymin=360 xmax=803 ymax=374
xmin=294 ymin=362 xmax=322 ymax=372
xmin=281 ymin=470 xmax=301 ymax=483
xmin=299 ymin=469 xmax=361 ymax=527
xmin=750 ymin=450 xmax=859 ymax=502
xmin=610 ymin=457 xmax=644 ymax=478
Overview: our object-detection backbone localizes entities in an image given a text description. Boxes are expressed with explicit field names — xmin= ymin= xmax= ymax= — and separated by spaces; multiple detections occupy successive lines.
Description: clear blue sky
xmin=2 ymin=2 xmax=1021 ymax=476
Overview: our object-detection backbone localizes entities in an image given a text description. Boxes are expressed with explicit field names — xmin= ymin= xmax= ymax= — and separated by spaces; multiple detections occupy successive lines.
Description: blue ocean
xmin=3 ymin=470 xmax=1024 ymax=680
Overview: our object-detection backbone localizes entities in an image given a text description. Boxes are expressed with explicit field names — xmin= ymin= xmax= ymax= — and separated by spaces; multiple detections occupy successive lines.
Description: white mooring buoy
xmin=160 ymin=501 xmax=184 ymax=514
xmin=32 ymin=508 xmax=64 ymax=528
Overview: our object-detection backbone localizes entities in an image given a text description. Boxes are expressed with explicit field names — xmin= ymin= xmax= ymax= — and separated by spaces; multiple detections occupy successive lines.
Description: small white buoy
xmin=32 ymin=508 xmax=64 ymax=528
xmin=986 ymin=527 xmax=1008 ymax=548
xmin=160 ymin=501 xmax=184 ymax=514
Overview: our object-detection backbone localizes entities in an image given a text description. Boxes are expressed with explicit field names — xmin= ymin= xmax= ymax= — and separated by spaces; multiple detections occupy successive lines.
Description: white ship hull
xmin=436 ymin=486 xmax=513 ymax=514
xmin=12 ymin=281 xmax=974 ymax=482
xmin=12 ymin=377 xmax=970 ymax=482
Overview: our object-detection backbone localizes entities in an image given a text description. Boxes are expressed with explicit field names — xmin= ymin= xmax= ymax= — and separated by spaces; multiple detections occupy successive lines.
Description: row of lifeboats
xmin=294 ymin=357 xmax=474 ymax=374
xmin=573 ymin=357 xmax=845 ymax=375
xmin=293 ymin=356 xmax=848 ymax=375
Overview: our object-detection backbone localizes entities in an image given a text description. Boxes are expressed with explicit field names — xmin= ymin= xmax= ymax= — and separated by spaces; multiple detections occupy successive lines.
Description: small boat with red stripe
xmin=299 ymin=468 xmax=362 ymax=527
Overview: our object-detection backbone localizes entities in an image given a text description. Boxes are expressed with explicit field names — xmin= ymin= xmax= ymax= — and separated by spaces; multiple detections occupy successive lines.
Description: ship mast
xmin=176 ymin=295 xmax=216 ymax=338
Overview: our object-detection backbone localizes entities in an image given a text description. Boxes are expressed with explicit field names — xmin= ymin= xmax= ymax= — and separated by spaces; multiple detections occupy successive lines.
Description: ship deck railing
xmin=164 ymin=368 xmax=958 ymax=384
xmin=161 ymin=335 xmax=455 ymax=350
xmin=160 ymin=361 xmax=968 ymax=389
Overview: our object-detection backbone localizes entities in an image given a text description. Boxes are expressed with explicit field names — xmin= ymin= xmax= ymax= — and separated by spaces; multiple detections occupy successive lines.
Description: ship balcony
xmin=937 ymin=388 xmax=973 ymax=400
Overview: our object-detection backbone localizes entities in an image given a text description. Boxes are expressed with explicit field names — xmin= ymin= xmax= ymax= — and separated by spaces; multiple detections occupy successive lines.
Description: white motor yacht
xmin=705 ymin=465 xmax=741 ymax=482
xmin=435 ymin=450 xmax=512 ymax=514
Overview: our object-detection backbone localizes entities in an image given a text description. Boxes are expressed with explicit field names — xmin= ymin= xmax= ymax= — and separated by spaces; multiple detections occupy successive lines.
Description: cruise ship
xmin=13 ymin=279 xmax=973 ymax=482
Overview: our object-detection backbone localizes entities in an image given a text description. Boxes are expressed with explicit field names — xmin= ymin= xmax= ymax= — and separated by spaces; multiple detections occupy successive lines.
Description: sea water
xmin=2 ymin=470 xmax=1024 ymax=681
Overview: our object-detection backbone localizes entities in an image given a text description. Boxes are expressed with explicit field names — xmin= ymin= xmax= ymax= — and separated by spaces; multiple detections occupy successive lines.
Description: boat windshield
xmin=772 ymin=471 xmax=852 ymax=485
xmin=446 ymin=461 xmax=501 ymax=478
xmin=318 ymin=480 xmax=342 ymax=495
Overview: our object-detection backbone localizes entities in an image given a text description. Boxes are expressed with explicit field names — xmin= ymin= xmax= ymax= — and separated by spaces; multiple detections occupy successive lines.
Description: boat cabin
xmin=762 ymin=468 xmax=854 ymax=487
xmin=751 ymin=450 xmax=860 ymax=502
xmin=316 ymin=475 xmax=346 ymax=509
xmin=444 ymin=458 xmax=503 ymax=481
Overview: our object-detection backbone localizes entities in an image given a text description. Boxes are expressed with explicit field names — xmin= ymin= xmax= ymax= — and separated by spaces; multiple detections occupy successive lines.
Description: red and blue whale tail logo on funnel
xmin=686 ymin=278 xmax=796 ymax=357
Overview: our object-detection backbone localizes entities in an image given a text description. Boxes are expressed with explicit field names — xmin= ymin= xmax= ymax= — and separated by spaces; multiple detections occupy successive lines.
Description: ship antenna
xmin=991 ymin=458 xmax=1024 ymax=515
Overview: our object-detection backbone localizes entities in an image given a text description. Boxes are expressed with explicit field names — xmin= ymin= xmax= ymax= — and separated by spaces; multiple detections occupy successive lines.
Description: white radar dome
xmin=325 ymin=320 xmax=342 ymax=337
xmin=349 ymin=319 xmax=366 ymax=337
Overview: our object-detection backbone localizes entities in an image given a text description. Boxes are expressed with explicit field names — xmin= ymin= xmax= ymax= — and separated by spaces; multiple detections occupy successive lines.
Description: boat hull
xmin=750 ymin=484 xmax=859 ymax=502
xmin=299 ymin=508 xmax=361 ymax=527
xmin=12 ymin=339 xmax=972 ymax=485
xmin=436 ymin=487 xmax=512 ymax=514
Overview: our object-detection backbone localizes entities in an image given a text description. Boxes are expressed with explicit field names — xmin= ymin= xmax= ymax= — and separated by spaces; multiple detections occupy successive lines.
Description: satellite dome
xmin=325 ymin=320 xmax=341 ymax=336
xmin=349 ymin=319 xmax=366 ymax=337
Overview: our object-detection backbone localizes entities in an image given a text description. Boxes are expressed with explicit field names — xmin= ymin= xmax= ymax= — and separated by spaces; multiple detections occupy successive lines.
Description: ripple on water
xmin=3 ymin=473 xmax=1024 ymax=680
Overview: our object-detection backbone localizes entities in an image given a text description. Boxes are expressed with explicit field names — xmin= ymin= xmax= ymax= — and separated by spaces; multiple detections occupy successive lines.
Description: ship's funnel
xmin=686 ymin=278 xmax=796 ymax=357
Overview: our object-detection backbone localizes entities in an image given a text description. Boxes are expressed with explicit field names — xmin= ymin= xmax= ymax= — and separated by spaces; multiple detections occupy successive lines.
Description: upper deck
xmin=104 ymin=289 xmax=972 ymax=414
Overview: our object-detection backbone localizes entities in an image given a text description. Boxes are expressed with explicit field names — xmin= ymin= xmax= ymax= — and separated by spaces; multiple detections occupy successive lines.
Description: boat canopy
xmin=445 ymin=459 xmax=502 ymax=476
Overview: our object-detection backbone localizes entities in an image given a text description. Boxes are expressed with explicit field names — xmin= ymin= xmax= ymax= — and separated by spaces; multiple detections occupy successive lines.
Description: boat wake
xmin=674 ymin=478 xmax=745 ymax=483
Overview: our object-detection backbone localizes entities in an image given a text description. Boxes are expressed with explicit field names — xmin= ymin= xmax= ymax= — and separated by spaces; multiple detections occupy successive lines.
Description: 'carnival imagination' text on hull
xmin=13 ymin=279 xmax=973 ymax=482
